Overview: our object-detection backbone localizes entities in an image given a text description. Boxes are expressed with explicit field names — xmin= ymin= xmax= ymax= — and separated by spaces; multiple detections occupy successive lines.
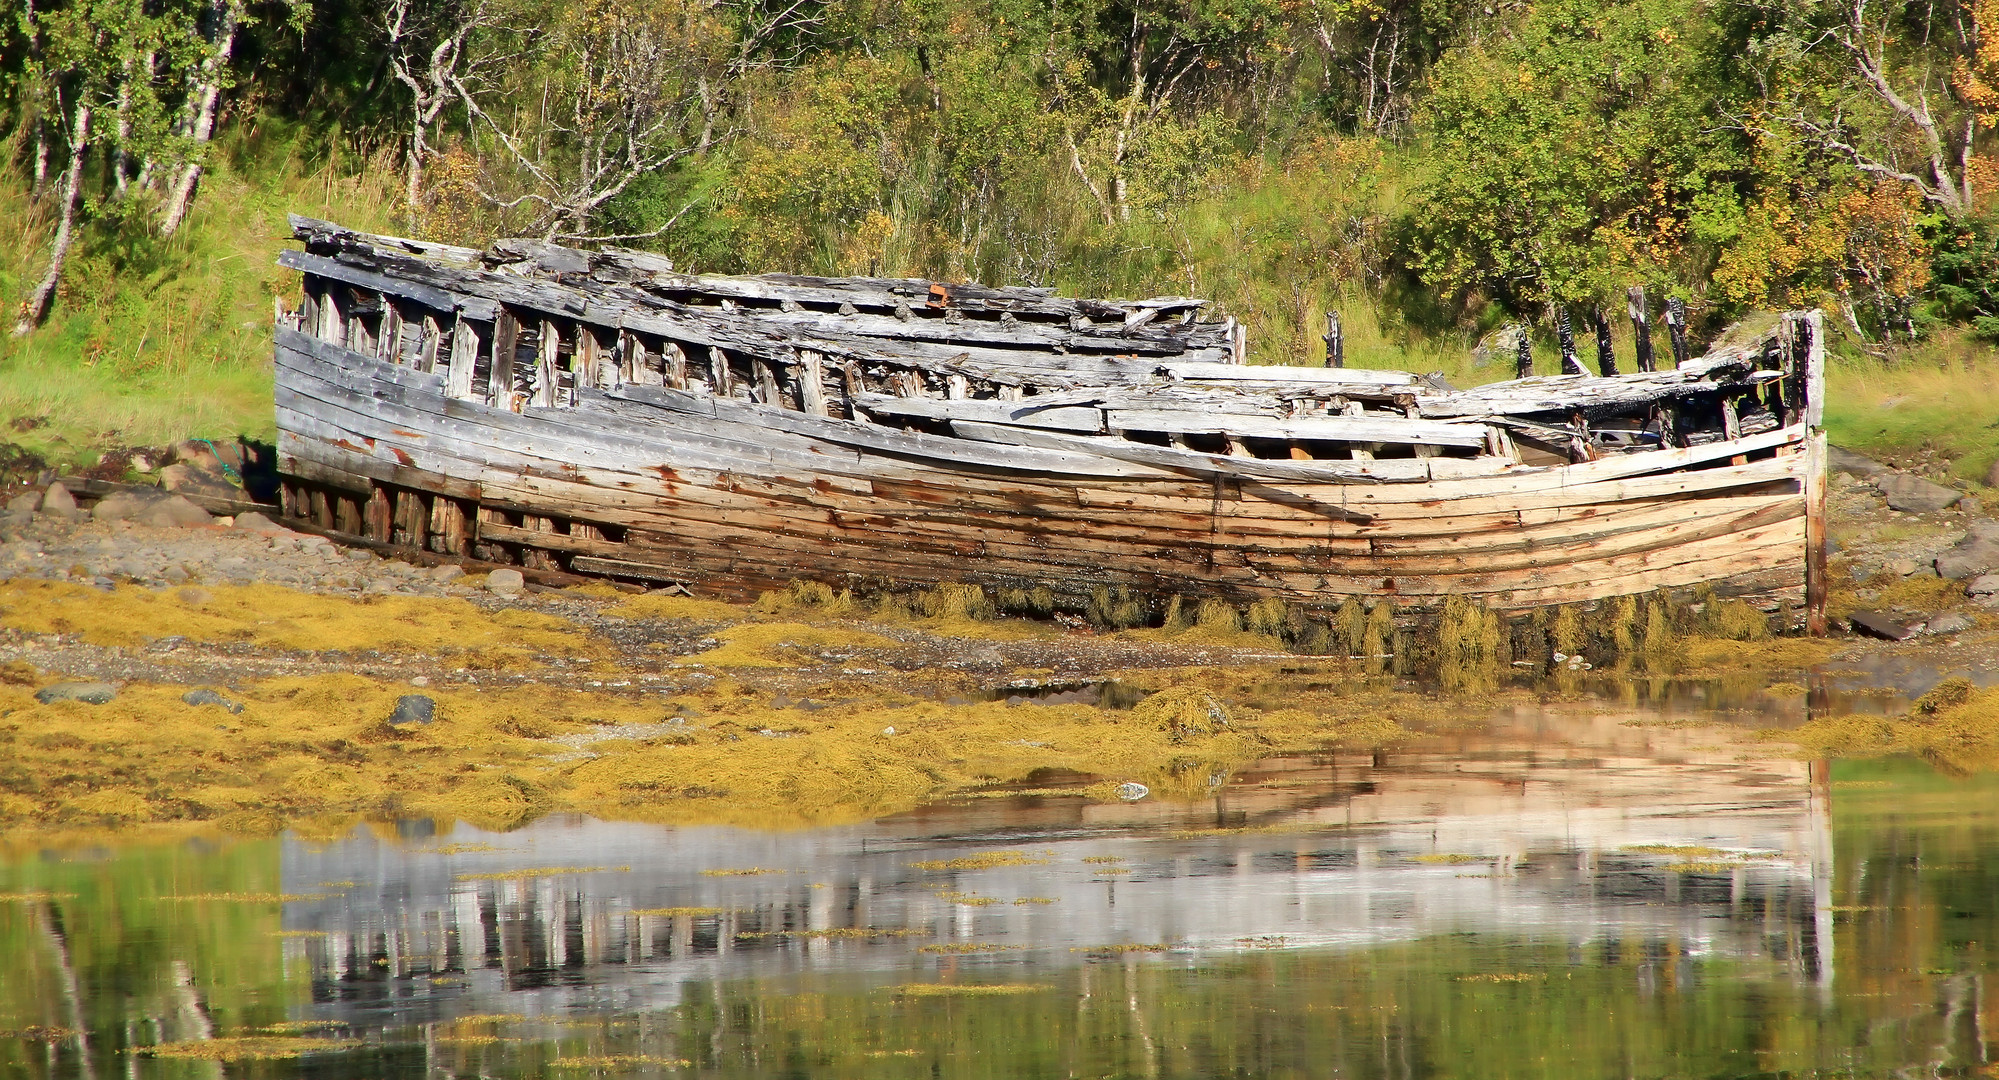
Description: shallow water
xmin=7 ymin=691 xmax=1999 ymax=1077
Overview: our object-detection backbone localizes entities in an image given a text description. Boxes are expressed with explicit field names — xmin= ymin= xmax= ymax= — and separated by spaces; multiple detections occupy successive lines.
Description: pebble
xmin=388 ymin=695 xmax=436 ymax=726
xmin=182 ymin=688 xmax=244 ymax=714
xmin=35 ymin=682 xmax=118 ymax=705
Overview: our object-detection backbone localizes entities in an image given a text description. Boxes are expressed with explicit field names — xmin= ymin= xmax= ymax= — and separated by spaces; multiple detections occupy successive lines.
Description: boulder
xmin=160 ymin=463 xmax=239 ymax=499
xmin=1831 ymin=446 xmax=1891 ymax=480
xmin=1877 ymin=472 xmax=1963 ymax=513
xmin=429 ymin=564 xmax=466 ymax=583
xmin=1968 ymin=573 xmax=1999 ymax=596
xmin=388 ymin=694 xmax=436 ymax=726
xmin=6 ymin=492 xmax=36 ymax=514
xmin=182 ymin=688 xmax=244 ymax=714
xmin=138 ymin=495 xmax=212 ymax=529
xmin=34 ymin=682 xmax=118 ymax=705
xmin=485 ymin=568 xmax=525 ymax=596
xmin=169 ymin=439 xmax=224 ymax=472
xmin=231 ymin=510 xmax=283 ymax=534
xmin=1923 ymin=612 xmax=1975 ymax=636
xmin=40 ymin=483 xmax=79 ymax=514
xmin=1937 ymin=520 xmax=1999 ymax=580
xmin=91 ymin=490 xmax=165 ymax=522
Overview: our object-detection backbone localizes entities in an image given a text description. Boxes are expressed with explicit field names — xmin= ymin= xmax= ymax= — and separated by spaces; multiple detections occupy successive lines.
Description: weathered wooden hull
xmin=273 ymin=325 xmax=1814 ymax=616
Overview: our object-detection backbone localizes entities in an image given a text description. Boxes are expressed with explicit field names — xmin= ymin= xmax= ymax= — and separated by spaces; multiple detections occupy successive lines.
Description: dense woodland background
xmin=3 ymin=0 xmax=1999 ymax=474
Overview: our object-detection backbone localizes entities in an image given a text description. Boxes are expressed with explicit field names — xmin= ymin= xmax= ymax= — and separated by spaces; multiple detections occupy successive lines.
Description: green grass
xmin=1823 ymin=328 xmax=1999 ymax=486
xmin=4 ymin=125 xmax=1993 ymax=480
xmin=0 ymin=126 xmax=400 ymax=468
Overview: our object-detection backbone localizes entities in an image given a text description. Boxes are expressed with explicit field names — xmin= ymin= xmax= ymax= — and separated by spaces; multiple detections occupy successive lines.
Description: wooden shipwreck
xmin=272 ymin=216 xmax=1829 ymax=631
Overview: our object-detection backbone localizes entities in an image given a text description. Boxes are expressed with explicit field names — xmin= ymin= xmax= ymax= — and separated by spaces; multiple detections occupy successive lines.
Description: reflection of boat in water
xmin=275 ymin=217 xmax=1831 ymax=624
xmin=280 ymin=704 xmax=1833 ymax=1026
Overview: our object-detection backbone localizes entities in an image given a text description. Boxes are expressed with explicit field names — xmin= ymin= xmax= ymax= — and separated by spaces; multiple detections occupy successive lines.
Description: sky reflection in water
xmin=3 ymin=693 xmax=1994 ymax=1078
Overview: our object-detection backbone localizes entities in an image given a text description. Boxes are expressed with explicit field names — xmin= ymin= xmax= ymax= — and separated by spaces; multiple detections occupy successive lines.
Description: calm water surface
xmin=5 ymin=691 xmax=1998 ymax=1078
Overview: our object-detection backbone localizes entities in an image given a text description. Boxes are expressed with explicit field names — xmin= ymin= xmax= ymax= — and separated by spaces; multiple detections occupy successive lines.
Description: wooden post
xmin=419 ymin=314 xmax=442 ymax=374
xmin=446 ymin=315 xmax=478 ymax=400
xmin=378 ymin=301 xmax=403 ymax=364
xmin=534 ymin=319 xmax=560 ymax=408
xmin=663 ymin=341 xmax=688 ymax=389
xmin=1514 ymin=325 xmax=1533 ymax=379
xmin=1323 ymin=311 xmax=1344 ymax=368
xmin=753 ymin=357 xmax=781 ymax=406
xmin=1802 ymin=309 xmax=1828 ymax=636
xmin=800 ymin=350 xmax=829 ymax=416
xmin=1627 ymin=286 xmax=1655 ymax=373
xmin=1805 ymin=430 xmax=1829 ymax=636
xmin=1665 ymin=297 xmax=1690 ymax=367
xmin=491 ymin=309 xmax=520 ymax=408
xmin=1589 ymin=307 xmax=1616 ymax=377
xmin=709 ymin=346 xmax=732 ymax=397
xmin=576 ymin=327 xmax=599 ymax=395
xmin=1555 ymin=307 xmax=1584 ymax=374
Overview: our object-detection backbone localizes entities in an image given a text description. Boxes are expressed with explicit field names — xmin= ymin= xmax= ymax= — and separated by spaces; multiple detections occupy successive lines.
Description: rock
xmin=182 ymin=688 xmax=244 ymax=714
xmin=344 ymin=548 xmax=375 ymax=562
xmin=91 ymin=490 xmax=164 ymax=522
xmin=169 ymin=439 xmax=224 ymax=472
xmin=34 ymin=682 xmax=118 ymax=705
xmin=1114 ymin=782 xmax=1150 ymax=801
xmin=1849 ymin=610 xmax=1915 ymax=641
xmin=1877 ymin=472 xmax=1963 ymax=513
xmin=1924 ymin=612 xmax=1975 ymax=636
xmin=429 ymin=564 xmax=465 ymax=583
xmin=485 ymin=568 xmax=525 ymax=596
xmin=1890 ymin=558 xmax=1921 ymax=577
xmin=231 ymin=510 xmax=283 ymax=534
xmin=39 ymin=482 xmax=78 ymax=515
xmin=388 ymin=694 xmax=436 ymax=726
xmin=138 ymin=495 xmax=213 ymax=528
xmin=159 ymin=463 xmax=239 ymax=499
xmin=1969 ymin=574 xmax=1999 ymax=596
xmin=5 ymin=492 xmax=36 ymax=514
xmin=1937 ymin=520 xmax=1999 ymax=579
xmin=1831 ymin=446 xmax=1891 ymax=480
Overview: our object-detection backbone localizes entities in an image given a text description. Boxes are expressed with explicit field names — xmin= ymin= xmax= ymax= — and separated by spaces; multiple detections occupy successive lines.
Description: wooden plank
xmin=1161 ymin=362 xmax=1415 ymax=386
xmin=280 ymin=249 xmax=499 ymax=322
xmin=853 ymin=393 xmax=1105 ymax=433
xmin=1106 ymin=409 xmax=1488 ymax=448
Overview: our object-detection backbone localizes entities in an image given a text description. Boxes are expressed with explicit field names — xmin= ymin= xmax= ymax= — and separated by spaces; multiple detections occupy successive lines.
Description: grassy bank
xmin=3 ymin=132 xmax=1992 ymax=481
xmin=0 ymin=128 xmax=400 ymax=466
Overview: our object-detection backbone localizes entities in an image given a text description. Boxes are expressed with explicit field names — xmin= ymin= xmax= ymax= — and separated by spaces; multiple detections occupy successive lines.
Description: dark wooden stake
xmin=1665 ymin=297 xmax=1690 ymax=367
xmin=1589 ymin=307 xmax=1616 ymax=377
xmin=1627 ymin=286 xmax=1655 ymax=373
xmin=1514 ymin=324 xmax=1533 ymax=379
xmin=1555 ymin=307 xmax=1584 ymax=374
xmin=1322 ymin=310 xmax=1344 ymax=368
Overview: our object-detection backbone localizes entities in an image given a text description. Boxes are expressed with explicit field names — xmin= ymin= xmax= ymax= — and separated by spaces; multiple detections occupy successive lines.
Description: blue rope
xmin=193 ymin=438 xmax=242 ymax=483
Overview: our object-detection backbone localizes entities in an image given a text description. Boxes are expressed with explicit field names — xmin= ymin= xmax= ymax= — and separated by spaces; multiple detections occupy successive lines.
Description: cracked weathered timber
xmin=271 ymin=216 xmax=1830 ymax=627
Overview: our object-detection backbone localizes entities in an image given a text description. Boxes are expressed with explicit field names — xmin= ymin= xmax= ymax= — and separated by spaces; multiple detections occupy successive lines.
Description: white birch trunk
xmin=16 ymin=103 xmax=92 ymax=335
